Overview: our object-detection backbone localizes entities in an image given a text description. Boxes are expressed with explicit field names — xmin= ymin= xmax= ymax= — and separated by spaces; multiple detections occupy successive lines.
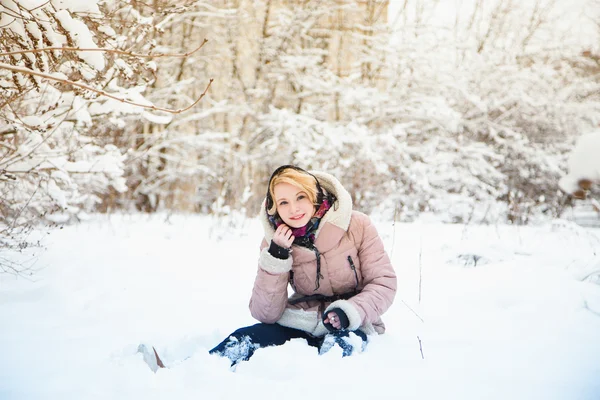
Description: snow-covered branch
xmin=0 ymin=40 xmax=208 ymax=59
xmin=0 ymin=0 xmax=216 ymax=274
xmin=1 ymin=62 xmax=213 ymax=113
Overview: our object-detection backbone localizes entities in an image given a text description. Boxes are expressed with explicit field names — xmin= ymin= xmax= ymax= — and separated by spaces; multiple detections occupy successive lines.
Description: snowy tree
xmin=103 ymin=0 xmax=599 ymax=223
xmin=0 ymin=0 xmax=125 ymax=272
xmin=110 ymin=0 xmax=394 ymax=216
xmin=371 ymin=0 xmax=600 ymax=223
xmin=2 ymin=0 xmax=599 ymax=252
xmin=0 ymin=0 xmax=210 ymax=273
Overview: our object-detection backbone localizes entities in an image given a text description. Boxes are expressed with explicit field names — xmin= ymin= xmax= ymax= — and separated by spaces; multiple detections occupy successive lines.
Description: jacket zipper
xmin=306 ymin=242 xmax=323 ymax=291
xmin=347 ymin=255 xmax=359 ymax=290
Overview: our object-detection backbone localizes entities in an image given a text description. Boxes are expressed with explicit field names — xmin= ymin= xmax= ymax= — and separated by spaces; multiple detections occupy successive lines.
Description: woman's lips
xmin=290 ymin=213 xmax=305 ymax=220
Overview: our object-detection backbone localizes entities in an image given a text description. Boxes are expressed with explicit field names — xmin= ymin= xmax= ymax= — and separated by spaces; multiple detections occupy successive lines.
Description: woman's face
xmin=273 ymin=182 xmax=315 ymax=228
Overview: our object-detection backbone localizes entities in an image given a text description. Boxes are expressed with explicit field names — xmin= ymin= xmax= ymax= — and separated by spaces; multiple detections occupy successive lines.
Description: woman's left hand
xmin=325 ymin=311 xmax=341 ymax=330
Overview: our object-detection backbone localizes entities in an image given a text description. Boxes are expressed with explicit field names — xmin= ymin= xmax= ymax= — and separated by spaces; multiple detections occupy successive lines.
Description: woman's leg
xmin=318 ymin=329 xmax=368 ymax=357
xmin=209 ymin=323 xmax=312 ymax=365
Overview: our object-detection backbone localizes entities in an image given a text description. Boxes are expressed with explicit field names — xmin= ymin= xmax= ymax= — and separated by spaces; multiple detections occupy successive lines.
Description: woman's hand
xmin=324 ymin=311 xmax=341 ymax=330
xmin=272 ymin=224 xmax=294 ymax=249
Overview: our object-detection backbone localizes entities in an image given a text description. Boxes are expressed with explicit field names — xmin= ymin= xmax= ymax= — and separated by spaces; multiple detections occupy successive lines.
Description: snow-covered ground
xmin=1 ymin=214 xmax=600 ymax=400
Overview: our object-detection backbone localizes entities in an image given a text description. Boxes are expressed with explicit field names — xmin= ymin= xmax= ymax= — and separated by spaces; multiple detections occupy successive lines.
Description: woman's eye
xmin=279 ymin=201 xmax=288 ymax=206
xmin=297 ymin=195 xmax=306 ymax=200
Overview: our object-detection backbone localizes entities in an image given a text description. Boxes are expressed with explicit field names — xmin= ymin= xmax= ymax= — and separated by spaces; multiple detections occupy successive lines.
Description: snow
xmin=53 ymin=10 xmax=105 ymax=71
xmin=51 ymin=0 xmax=101 ymax=14
xmin=87 ymin=85 xmax=154 ymax=116
xmin=142 ymin=111 xmax=173 ymax=125
xmin=1 ymin=214 xmax=599 ymax=400
xmin=98 ymin=25 xmax=116 ymax=37
xmin=46 ymin=179 xmax=67 ymax=208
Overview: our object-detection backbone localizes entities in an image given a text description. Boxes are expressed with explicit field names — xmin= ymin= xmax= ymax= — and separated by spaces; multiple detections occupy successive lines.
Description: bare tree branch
xmin=0 ymin=39 xmax=208 ymax=59
xmin=0 ymin=62 xmax=213 ymax=114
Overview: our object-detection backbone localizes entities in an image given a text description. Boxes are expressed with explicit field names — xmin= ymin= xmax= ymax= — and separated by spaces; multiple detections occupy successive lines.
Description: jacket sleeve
xmin=248 ymin=239 xmax=291 ymax=324
xmin=325 ymin=213 xmax=397 ymax=330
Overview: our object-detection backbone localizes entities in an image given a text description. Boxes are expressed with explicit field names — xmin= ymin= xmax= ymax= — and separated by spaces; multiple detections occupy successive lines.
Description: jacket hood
xmin=259 ymin=170 xmax=353 ymax=244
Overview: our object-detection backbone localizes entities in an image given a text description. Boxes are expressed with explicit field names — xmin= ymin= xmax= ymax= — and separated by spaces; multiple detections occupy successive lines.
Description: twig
xmin=0 ymin=169 xmax=17 ymax=179
xmin=400 ymin=298 xmax=424 ymax=323
xmin=10 ymin=185 xmax=39 ymax=230
xmin=0 ymin=87 xmax=35 ymax=110
xmin=418 ymin=233 xmax=423 ymax=304
xmin=1 ymin=97 xmax=75 ymax=167
xmin=390 ymin=205 xmax=399 ymax=259
xmin=26 ymin=1 xmax=52 ymax=12
xmin=0 ymin=40 xmax=208 ymax=58
xmin=0 ymin=62 xmax=213 ymax=114
xmin=417 ymin=335 xmax=424 ymax=359
xmin=153 ymin=347 xmax=166 ymax=369
xmin=0 ymin=254 xmax=39 ymax=279
xmin=0 ymin=8 xmax=34 ymax=23
xmin=461 ymin=202 xmax=477 ymax=241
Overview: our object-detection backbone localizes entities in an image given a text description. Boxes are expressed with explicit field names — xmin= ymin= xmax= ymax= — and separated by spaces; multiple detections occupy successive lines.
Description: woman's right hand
xmin=272 ymin=224 xmax=294 ymax=249
xmin=324 ymin=311 xmax=342 ymax=330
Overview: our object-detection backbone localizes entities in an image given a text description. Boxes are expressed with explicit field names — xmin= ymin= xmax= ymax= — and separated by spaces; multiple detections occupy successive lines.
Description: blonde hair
xmin=267 ymin=168 xmax=318 ymax=215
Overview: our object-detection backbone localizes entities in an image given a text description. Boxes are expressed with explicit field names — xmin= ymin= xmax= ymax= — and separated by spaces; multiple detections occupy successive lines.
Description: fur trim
xmin=276 ymin=306 xmax=372 ymax=336
xmin=310 ymin=171 xmax=353 ymax=235
xmin=325 ymin=300 xmax=362 ymax=331
xmin=259 ymin=170 xmax=353 ymax=243
xmin=276 ymin=308 xmax=329 ymax=337
xmin=260 ymin=203 xmax=276 ymax=243
xmin=313 ymin=321 xmax=330 ymax=337
xmin=258 ymin=248 xmax=293 ymax=274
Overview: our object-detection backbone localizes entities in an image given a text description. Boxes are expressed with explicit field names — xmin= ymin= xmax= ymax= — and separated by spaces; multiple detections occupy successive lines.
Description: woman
xmin=208 ymin=165 xmax=397 ymax=365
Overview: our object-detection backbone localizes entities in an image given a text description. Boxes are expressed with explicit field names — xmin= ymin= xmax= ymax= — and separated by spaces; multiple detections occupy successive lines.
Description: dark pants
xmin=209 ymin=323 xmax=368 ymax=365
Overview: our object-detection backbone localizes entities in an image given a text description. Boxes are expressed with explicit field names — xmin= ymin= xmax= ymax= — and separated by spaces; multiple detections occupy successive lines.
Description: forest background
xmin=1 ymin=0 xmax=600 ymax=270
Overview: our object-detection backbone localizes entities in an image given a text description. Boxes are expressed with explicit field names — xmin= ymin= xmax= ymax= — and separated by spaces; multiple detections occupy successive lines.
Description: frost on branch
xmin=0 ymin=0 xmax=158 ymax=272
xmin=1 ymin=0 xmax=212 ymax=273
